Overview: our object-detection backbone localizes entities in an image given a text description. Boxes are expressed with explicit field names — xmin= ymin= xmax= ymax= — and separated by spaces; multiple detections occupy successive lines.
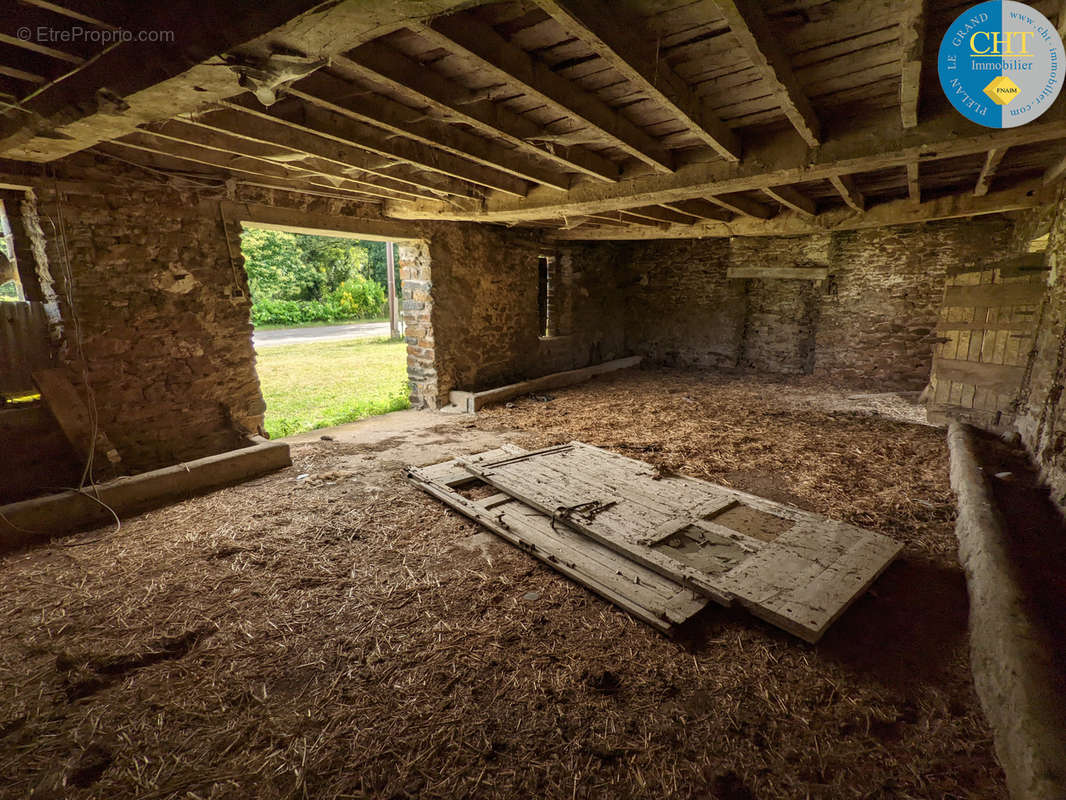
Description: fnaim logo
xmin=938 ymin=0 xmax=1064 ymax=127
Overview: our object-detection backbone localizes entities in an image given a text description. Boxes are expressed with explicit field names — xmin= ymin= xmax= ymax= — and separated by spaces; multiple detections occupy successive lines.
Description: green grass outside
xmin=257 ymin=337 xmax=410 ymax=438
xmin=253 ymin=317 xmax=388 ymax=331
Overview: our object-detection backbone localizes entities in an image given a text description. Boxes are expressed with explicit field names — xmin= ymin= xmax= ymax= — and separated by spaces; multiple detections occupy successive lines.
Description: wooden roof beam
xmin=532 ymin=0 xmax=741 ymax=162
xmin=662 ymin=199 xmax=732 ymax=222
xmin=227 ymin=95 xmax=527 ymax=197
xmin=385 ymin=105 xmax=1066 ymax=223
xmin=415 ymin=14 xmax=675 ymax=173
xmin=0 ymin=33 xmax=84 ymax=65
xmin=287 ymin=71 xmax=574 ymax=191
xmin=179 ymin=108 xmax=470 ymax=200
xmin=763 ymin=185 xmax=816 ymax=217
xmin=713 ymin=0 xmax=820 ymax=147
xmin=16 ymin=0 xmax=120 ymax=29
xmin=829 ymin=174 xmax=865 ymax=211
xmin=549 ymin=181 xmax=1051 ymax=240
xmin=333 ymin=44 xmax=619 ymax=184
xmin=900 ymin=0 xmax=927 ymax=128
xmin=1043 ymin=152 xmax=1066 ymax=184
xmin=705 ymin=192 xmax=775 ymax=219
xmin=975 ymin=148 xmax=1007 ymax=196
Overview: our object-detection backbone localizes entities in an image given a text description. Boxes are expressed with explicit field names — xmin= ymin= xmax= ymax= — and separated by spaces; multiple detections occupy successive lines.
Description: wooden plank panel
xmin=942 ymin=283 xmax=1046 ymax=308
xmin=933 ymin=358 xmax=1025 ymax=396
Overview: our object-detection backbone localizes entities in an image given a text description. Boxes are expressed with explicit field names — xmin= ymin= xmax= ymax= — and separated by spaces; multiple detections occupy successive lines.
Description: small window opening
xmin=0 ymin=200 xmax=24 ymax=303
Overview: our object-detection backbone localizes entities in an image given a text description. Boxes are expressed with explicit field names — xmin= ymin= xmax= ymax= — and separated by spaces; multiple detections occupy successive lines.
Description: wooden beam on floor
xmin=900 ymin=0 xmax=926 ymax=128
xmin=661 ymin=199 xmax=732 ymax=222
xmin=532 ymin=0 xmax=741 ymax=162
xmin=829 ymin=174 xmax=865 ymax=211
xmin=385 ymin=105 xmax=1066 ymax=223
xmin=705 ymin=193 xmax=775 ymax=219
xmin=712 ymin=0 xmax=820 ymax=147
xmin=547 ymin=181 xmax=1050 ymax=239
xmin=287 ymin=71 xmax=573 ymax=191
xmin=333 ymin=44 xmax=619 ymax=184
xmin=415 ymin=14 xmax=676 ymax=173
xmin=763 ymin=185 xmax=815 ymax=217
xmin=975 ymin=148 xmax=1007 ymax=196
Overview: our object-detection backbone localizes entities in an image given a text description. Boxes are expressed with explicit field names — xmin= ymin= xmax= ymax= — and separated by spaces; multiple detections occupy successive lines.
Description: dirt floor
xmin=0 ymin=368 xmax=1007 ymax=799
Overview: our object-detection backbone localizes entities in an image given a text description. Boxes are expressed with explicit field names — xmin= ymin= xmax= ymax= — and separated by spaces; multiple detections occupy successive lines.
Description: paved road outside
xmin=253 ymin=321 xmax=393 ymax=347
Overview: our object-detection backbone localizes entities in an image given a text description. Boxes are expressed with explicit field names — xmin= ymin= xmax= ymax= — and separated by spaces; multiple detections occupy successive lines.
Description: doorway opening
xmin=239 ymin=225 xmax=408 ymax=438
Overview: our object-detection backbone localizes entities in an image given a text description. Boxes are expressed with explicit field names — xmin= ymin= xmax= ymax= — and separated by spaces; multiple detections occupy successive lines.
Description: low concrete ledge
xmin=0 ymin=437 xmax=291 ymax=551
xmin=448 ymin=356 xmax=642 ymax=413
xmin=947 ymin=422 xmax=1066 ymax=800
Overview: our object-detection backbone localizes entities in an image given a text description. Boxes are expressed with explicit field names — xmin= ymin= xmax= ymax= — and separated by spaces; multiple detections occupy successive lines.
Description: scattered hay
xmin=0 ymin=369 xmax=1005 ymax=799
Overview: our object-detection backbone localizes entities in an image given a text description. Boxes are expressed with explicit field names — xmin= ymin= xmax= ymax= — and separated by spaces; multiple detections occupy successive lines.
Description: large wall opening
xmin=238 ymin=224 xmax=410 ymax=438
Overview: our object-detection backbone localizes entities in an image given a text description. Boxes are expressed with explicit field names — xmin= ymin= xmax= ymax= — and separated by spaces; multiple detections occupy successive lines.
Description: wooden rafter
xmin=975 ymin=148 xmax=1007 ymax=196
xmin=333 ymin=44 xmax=619 ymax=183
xmin=532 ymin=0 xmax=741 ymax=162
xmin=385 ymin=106 xmax=1066 ymax=224
xmin=287 ymin=71 xmax=573 ymax=191
xmin=763 ymin=186 xmax=816 ymax=217
xmin=829 ymin=174 xmax=865 ymax=211
xmin=414 ymin=14 xmax=676 ymax=173
xmin=712 ymin=0 xmax=820 ymax=147
xmin=16 ymin=0 xmax=119 ymax=29
xmin=900 ymin=0 xmax=927 ymax=129
xmin=0 ymin=33 xmax=84 ymax=65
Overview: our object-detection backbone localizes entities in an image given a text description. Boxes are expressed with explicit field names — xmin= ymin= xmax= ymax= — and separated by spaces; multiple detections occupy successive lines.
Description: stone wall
xmin=621 ymin=219 xmax=1013 ymax=388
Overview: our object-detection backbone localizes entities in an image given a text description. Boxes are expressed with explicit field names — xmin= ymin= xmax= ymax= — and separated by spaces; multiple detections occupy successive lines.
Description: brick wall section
xmin=622 ymin=219 xmax=1012 ymax=388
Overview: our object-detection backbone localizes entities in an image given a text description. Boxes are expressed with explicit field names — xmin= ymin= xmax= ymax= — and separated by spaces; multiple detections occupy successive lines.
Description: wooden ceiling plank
xmin=533 ymin=0 xmax=741 ymax=161
xmin=287 ymin=71 xmax=573 ymax=191
xmin=712 ymin=0 xmax=821 ymax=146
xmin=763 ymin=185 xmax=816 ymax=217
xmin=829 ymin=174 xmax=865 ymax=211
xmin=334 ymin=44 xmax=619 ymax=183
xmin=414 ymin=14 xmax=676 ymax=173
xmin=974 ymin=147 xmax=1007 ymax=196
xmin=900 ymin=0 xmax=926 ymax=128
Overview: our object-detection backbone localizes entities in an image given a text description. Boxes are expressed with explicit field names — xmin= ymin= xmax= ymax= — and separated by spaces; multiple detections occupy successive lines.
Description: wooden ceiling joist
xmin=829 ymin=174 xmax=865 ymax=211
xmin=900 ymin=0 xmax=927 ymax=129
xmin=225 ymin=94 xmax=527 ymax=197
xmin=333 ymin=45 xmax=619 ymax=184
xmin=763 ymin=185 xmax=816 ymax=217
xmin=414 ymin=14 xmax=676 ymax=173
xmin=385 ymin=105 xmax=1066 ymax=224
xmin=138 ymin=118 xmax=443 ymax=203
xmin=0 ymin=33 xmax=84 ymax=65
xmin=16 ymin=0 xmax=120 ymax=29
xmin=622 ymin=205 xmax=701 ymax=225
xmin=532 ymin=0 xmax=741 ymax=162
xmin=661 ymin=199 xmax=732 ymax=222
xmin=204 ymin=102 xmax=478 ymax=200
xmin=975 ymin=148 xmax=1007 ymax=196
xmin=705 ymin=193 xmax=775 ymax=219
xmin=712 ymin=0 xmax=820 ymax=147
xmin=288 ymin=72 xmax=575 ymax=192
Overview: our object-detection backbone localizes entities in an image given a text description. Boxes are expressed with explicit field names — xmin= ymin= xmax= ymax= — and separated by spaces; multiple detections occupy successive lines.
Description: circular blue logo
xmin=938 ymin=1 xmax=1064 ymax=127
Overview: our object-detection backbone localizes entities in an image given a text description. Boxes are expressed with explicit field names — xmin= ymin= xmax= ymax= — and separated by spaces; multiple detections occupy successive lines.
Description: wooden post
xmin=385 ymin=241 xmax=400 ymax=339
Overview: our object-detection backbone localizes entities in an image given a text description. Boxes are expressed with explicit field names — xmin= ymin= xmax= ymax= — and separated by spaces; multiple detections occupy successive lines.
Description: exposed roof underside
xmin=1 ymin=0 xmax=1065 ymax=238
